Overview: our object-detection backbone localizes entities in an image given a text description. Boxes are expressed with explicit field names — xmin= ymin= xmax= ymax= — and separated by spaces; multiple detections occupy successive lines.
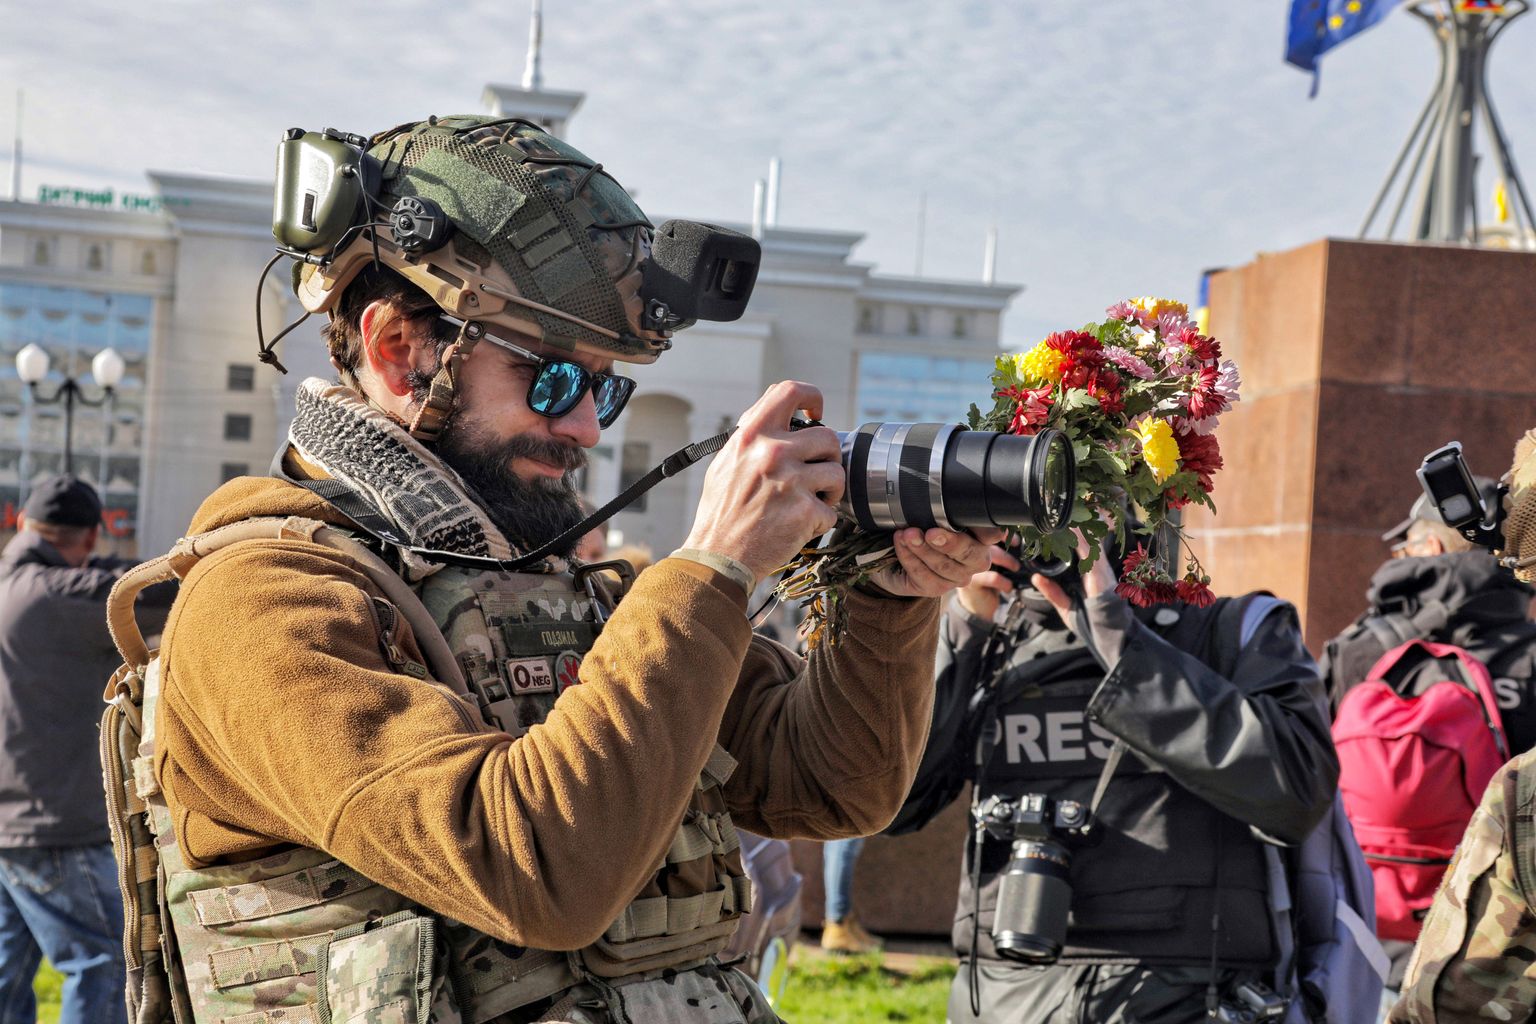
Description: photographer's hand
xmin=870 ymin=527 xmax=1004 ymax=599
xmin=1031 ymin=529 xmax=1117 ymax=625
xmin=954 ymin=545 xmax=1022 ymax=621
xmin=681 ymin=381 xmax=846 ymax=585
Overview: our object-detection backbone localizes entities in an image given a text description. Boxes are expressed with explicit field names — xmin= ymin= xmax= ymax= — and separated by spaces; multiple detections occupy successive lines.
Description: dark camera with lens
xmin=1417 ymin=441 xmax=1507 ymax=549
xmin=975 ymin=792 xmax=1099 ymax=964
xmin=835 ymin=423 xmax=1076 ymax=533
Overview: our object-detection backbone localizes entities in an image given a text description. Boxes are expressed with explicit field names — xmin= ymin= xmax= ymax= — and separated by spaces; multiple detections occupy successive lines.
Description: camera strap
xmin=271 ymin=428 xmax=734 ymax=572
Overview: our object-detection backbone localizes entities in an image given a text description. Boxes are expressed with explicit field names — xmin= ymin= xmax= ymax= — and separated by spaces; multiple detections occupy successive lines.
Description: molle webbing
xmin=189 ymin=862 xmax=375 ymax=928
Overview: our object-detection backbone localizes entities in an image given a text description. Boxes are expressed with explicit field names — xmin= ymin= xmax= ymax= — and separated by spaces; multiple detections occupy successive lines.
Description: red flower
xmin=1188 ymin=334 xmax=1221 ymax=362
xmin=1175 ymin=431 xmax=1223 ymax=493
xmin=1000 ymin=385 xmax=1054 ymax=436
xmin=1119 ymin=544 xmax=1147 ymax=574
xmin=1114 ymin=545 xmax=1179 ymax=607
xmin=1186 ymin=363 xmax=1226 ymax=420
xmin=1176 ymin=576 xmax=1216 ymax=608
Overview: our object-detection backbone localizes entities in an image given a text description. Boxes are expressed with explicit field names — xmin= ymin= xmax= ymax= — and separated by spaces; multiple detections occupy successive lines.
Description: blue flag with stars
xmin=1286 ymin=0 xmax=1401 ymax=89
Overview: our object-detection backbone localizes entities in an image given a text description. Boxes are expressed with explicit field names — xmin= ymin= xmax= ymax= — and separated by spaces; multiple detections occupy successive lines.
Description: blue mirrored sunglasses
xmin=441 ymin=316 xmax=636 ymax=428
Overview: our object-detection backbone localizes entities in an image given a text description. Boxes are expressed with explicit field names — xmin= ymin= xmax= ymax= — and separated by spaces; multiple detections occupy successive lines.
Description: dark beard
xmin=434 ymin=416 xmax=589 ymax=558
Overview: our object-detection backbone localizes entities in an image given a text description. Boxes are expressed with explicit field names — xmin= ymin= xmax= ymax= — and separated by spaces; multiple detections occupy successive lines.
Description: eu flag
xmin=1286 ymin=0 xmax=1401 ymax=85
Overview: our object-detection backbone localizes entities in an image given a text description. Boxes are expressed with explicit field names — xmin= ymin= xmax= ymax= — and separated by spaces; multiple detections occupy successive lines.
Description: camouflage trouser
xmin=949 ymin=960 xmax=1262 ymax=1024
xmin=530 ymin=961 xmax=780 ymax=1024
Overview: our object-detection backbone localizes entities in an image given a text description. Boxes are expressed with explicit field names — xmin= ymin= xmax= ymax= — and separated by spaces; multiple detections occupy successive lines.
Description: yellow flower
xmin=1130 ymin=296 xmax=1189 ymax=321
xmin=1016 ymin=340 xmax=1066 ymax=385
xmin=1135 ymin=418 xmax=1180 ymax=484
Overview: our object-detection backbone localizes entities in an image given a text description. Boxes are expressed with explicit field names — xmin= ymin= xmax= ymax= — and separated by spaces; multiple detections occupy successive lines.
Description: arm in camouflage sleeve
xmin=1390 ymin=752 xmax=1536 ymax=1024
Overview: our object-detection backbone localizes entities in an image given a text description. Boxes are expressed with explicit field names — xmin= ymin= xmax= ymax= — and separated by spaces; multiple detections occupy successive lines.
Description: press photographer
xmin=891 ymin=531 xmax=1354 ymax=1024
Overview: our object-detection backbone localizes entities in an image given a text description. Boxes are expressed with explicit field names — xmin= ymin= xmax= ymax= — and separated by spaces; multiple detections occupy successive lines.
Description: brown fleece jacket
xmin=155 ymin=476 xmax=941 ymax=951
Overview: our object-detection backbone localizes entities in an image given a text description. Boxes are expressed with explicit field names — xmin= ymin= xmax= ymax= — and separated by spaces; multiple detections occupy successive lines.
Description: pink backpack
xmin=1332 ymin=639 xmax=1510 ymax=941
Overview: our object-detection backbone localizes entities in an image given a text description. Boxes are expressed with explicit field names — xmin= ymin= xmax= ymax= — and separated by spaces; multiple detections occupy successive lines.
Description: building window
xmin=31 ymin=238 xmax=50 ymax=266
xmin=952 ymin=314 xmax=969 ymax=339
xmin=223 ymin=413 xmax=252 ymax=442
xmin=227 ymin=364 xmax=255 ymax=391
xmin=905 ymin=309 xmax=922 ymax=336
xmin=619 ymin=441 xmax=651 ymax=513
xmin=220 ymin=462 xmax=249 ymax=483
xmin=139 ymin=248 xmax=157 ymax=275
xmin=857 ymin=304 xmax=877 ymax=333
xmin=85 ymin=244 xmax=105 ymax=271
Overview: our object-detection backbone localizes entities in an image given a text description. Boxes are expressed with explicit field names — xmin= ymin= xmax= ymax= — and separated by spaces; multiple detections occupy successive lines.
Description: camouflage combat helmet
xmin=294 ymin=115 xmax=668 ymax=365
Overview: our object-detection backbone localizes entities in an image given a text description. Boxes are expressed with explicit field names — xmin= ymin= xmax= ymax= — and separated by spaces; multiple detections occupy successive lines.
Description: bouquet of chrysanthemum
xmin=776 ymin=296 xmax=1241 ymax=646
xmin=971 ymin=296 xmax=1241 ymax=608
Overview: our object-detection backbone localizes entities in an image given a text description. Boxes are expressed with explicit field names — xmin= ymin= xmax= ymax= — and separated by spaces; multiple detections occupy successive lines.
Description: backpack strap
xmin=106 ymin=516 xmax=469 ymax=698
xmin=1370 ymin=639 xmax=1512 ymax=761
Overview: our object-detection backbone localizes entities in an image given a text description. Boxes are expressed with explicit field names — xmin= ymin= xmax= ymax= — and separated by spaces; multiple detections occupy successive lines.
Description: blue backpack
xmin=1221 ymin=596 xmax=1389 ymax=1024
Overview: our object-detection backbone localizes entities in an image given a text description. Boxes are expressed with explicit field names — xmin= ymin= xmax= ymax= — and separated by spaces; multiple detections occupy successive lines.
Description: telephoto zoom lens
xmin=991 ymin=838 xmax=1074 ymax=964
xmin=836 ymin=423 xmax=1075 ymax=533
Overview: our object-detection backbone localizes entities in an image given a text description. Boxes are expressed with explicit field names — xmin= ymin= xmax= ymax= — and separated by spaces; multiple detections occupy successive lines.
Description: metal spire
xmin=522 ymin=0 xmax=544 ymax=92
xmin=1360 ymin=0 xmax=1535 ymax=247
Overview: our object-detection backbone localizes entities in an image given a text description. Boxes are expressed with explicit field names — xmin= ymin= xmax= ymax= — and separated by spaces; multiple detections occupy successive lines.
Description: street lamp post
xmin=15 ymin=343 xmax=125 ymax=475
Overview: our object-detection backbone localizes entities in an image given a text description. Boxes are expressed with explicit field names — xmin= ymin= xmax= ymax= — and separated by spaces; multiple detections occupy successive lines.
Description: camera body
xmin=1417 ymin=441 xmax=1507 ymax=549
xmin=1212 ymin=980 xmax=1288 ymax=1023
xmin=976 ymin=793 xmax=1099 ymax=964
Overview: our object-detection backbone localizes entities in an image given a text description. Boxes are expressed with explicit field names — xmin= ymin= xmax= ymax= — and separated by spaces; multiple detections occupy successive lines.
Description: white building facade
xmin=0 ymin=73 xmax=1019 ymax=559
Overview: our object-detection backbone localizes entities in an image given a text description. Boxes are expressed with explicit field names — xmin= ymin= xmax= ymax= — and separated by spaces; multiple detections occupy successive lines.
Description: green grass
xmin=775 ymin=953 xmax=955 ymax=1023
xmin=35 ymin=961 xmax=61 ymax=1024
xmin=35 ymin=953 xmax=955 ymax=1024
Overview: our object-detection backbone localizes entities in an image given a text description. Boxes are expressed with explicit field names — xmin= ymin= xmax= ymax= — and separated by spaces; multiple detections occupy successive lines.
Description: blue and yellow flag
xmin=1286 ymin=0 xmax=1401 ymax=90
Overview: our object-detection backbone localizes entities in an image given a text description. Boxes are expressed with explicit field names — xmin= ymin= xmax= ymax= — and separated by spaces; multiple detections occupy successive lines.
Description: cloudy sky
xmin=3 ymin=0 xmax=1531 ymax=349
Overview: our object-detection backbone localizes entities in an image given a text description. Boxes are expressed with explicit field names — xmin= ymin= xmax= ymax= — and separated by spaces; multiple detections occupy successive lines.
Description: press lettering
xmin=1004 ymin=715 xmax=1045 ymax=764
xmin=1001 ymin=711 xmax=1119 ymax=764
xmin=1045 ymin=712 xmax=1085 ymax=762
xmin=1495 ymin=677 xmax=1522 ymax=711
xmin=1087 ymin=720 xmax=1116 ymax=760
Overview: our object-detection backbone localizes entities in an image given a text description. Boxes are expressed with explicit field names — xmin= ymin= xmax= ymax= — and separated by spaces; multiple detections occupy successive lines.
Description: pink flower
xmin=1155 ymin=310 xmax=1190 ymax=337
xmin=1214 ymin=360 xmax=1241 ymax=408
xmin=1103 ymin=346 xmax=1156 ymax=381
xmin=1106 ymin=301 xmax=1154 ymax=329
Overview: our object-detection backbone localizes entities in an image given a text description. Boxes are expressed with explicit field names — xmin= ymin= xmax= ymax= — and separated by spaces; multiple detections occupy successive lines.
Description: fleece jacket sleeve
xmin=156 ymin=543 xmax=751 ymax=951
xmin=716 ymin=588 xmax=943 ymax=840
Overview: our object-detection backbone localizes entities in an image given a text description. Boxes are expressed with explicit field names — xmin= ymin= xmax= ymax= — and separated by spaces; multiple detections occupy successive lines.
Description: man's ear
xmin=359 ymin=301 xmax=419 ymax=397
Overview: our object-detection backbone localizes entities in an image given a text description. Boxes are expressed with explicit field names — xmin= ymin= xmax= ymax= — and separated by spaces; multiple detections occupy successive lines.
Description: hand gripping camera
xmin=975 ymin=793 xmax=1100 ymax=963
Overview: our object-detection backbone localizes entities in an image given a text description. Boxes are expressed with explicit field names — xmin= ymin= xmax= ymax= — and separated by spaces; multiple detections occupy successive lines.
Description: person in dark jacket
xmin=897 ymin=538 xmax=1338 ymax=1024
xmin=1321 ymin=485 xmax=1536 ymax=750
xmin=0 ymin=476 xmax=173 ymax=1024
xmin=1320 ymin=484 xmax=1536 ymax=1009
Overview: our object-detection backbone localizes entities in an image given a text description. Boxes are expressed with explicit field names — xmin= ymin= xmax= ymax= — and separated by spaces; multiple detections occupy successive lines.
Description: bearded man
xmin=116 ymin=115 xmax=994 ymax=1024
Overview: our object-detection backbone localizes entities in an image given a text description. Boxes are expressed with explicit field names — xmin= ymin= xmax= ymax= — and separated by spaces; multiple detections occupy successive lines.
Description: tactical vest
xmin=954 ymin=601 xmax=1274 ymax=968
xmin=101 ymin=517 xmax=751 ymax=1024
